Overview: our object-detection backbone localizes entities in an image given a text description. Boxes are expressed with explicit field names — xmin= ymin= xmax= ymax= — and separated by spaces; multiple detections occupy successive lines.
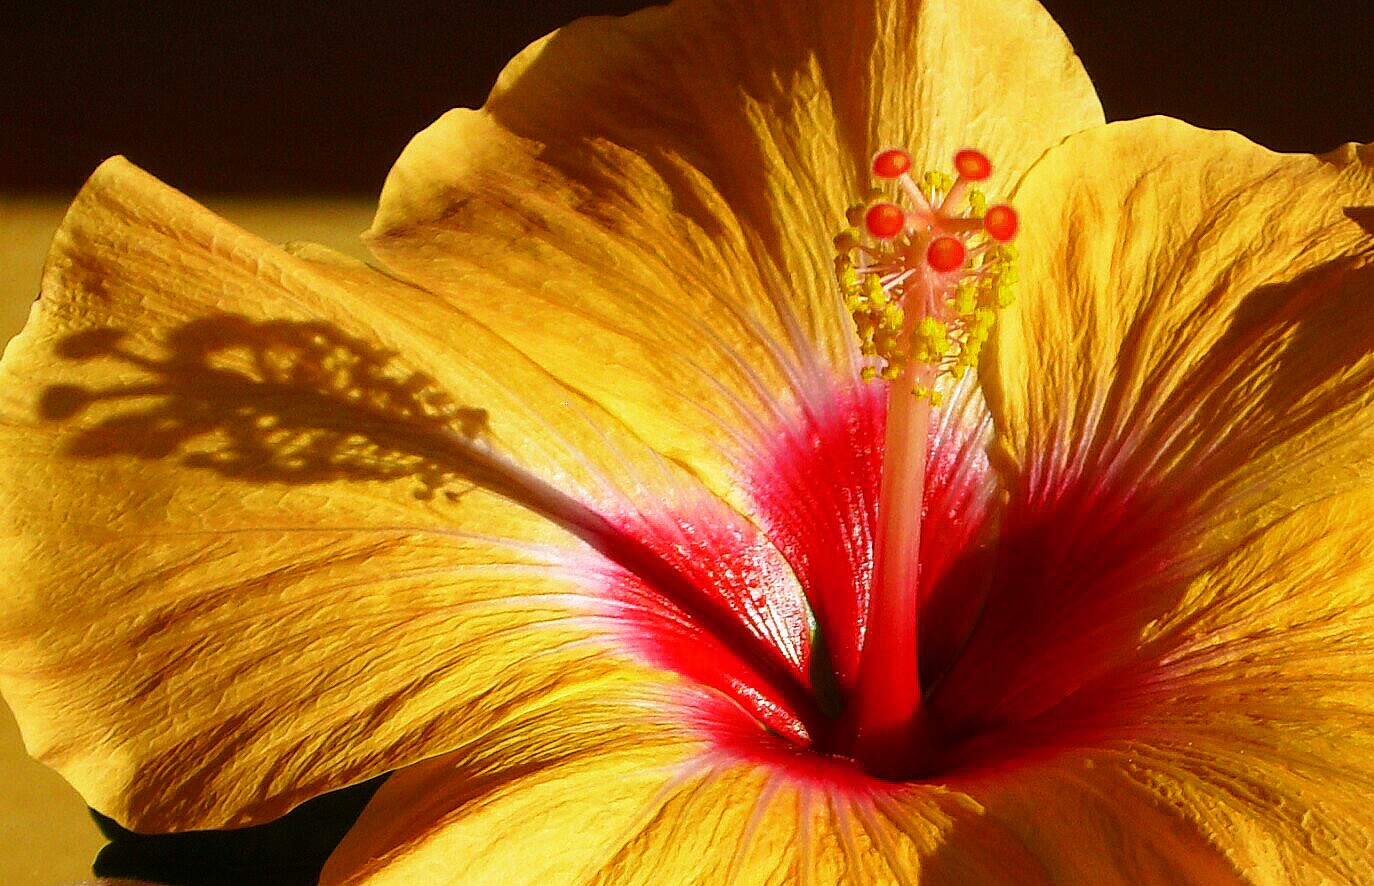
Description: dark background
xmin=2 ymin=0 xmax=1372 ymax=197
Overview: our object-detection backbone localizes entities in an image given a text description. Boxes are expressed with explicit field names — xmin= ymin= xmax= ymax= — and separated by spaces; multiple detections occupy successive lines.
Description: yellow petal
xmin=940 ymin=118 xmax=1374 ymax=722
xmin=323 ymin=689 xmax=1244 ymax=885
xmin=0 ymin=158 xmax=731 ymax=830
xmin=968 ymin=118 xmax=1374 ymax=879
xmin=993 ymin=117 xmax=1374 ymax=532
xmin=320 ymin=685 xmax=710 ymax=886
xmin=367 ymin=0 xmax=1103 ymax=508
xmin=1120 ymin=491 xmax=1374 ymax=883
xmin=949 ymin=751 xmax=1249 ymax=885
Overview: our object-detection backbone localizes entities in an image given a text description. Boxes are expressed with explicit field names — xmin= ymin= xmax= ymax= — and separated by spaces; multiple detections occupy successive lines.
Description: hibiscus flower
xmin=4 ymin=0 xmax=1374 ymax=883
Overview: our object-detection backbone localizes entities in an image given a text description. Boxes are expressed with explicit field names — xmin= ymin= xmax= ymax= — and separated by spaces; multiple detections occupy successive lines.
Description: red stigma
xmin=864 ymin=203 xmax=906 ymax=240
xmin=926 ymin=236 xmax=966 ymax=272
xmin=954 ymin=150 xmax=992 ymax=181
xmin=871 ymin=148 xmax=912 ymax=179
xmin=983 ymin=205 xmax=1018 ymax=242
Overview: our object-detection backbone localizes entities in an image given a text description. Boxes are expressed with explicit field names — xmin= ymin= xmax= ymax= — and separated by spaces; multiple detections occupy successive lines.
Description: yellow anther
xmin=921 ymin=170 xmax=954 ymax=195
xmin=953 ymin=281 xmax=978 ymax=315
xmin=968 ymin=189 xmax=987 ymax=217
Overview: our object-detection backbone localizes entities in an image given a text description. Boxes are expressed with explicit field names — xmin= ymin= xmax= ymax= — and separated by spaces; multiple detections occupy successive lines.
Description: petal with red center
xmin=744 ymin=373 xmax=1002 ymax=696
xmin=320 ymin=685 xmax=710 ymax=885
xmin=945 ymin=119 xmax=1374 ymax=725
xmin=946 ymin=750 xmax=1249 ymax=885
xmin=1111 ymin=492 xmax=1374 ymax=882
xmin=365 ymin=0 xmax=1104 ymax=512
xmin=0 ymin=160 xmax=813 ymax=830
xmin=324 ymin=690 xmax=1244 ymax=885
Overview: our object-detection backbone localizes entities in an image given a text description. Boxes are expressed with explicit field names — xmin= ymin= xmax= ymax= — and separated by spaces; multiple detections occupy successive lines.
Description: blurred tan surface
xmin=1 ymin=194 xmax=376 ymax=884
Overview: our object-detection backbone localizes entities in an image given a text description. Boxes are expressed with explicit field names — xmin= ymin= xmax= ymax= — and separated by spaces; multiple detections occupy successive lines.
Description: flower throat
xmin=831 ymin=147 xmax=1019 ymax=776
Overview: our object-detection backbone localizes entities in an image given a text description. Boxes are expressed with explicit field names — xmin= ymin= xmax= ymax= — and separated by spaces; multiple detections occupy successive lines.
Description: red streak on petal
xmin=929 ymin=473 xmax=1193 ymax=736
xmin=749 ymin=385 xmax=887 ymax=693
xmin=595 ymin=507 xmax=818 ymax=742
xmin=682 ymin=687 xmax=884 ymax=794
xmin=914 ymin=409 xmax=1002 ymax=691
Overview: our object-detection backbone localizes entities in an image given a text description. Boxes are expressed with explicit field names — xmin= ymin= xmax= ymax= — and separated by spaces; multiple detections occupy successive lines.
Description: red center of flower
xmin=595 ymin=382 xmax=1190 ymax=784
xmin=581 ymin=147 xmax=1188 ymax=788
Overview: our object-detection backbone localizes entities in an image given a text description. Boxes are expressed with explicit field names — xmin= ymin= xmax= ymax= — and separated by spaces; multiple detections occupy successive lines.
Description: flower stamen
xmin=833 ymin=148 xmax=1021 ymax=398
xmin=830 ymin=147 xmax=1021 ymax=777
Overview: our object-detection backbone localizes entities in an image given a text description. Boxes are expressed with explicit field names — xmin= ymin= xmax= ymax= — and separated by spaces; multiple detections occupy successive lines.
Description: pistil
xmin=831 ymin=147 xmax=1019 ymax=774
xmin=850 ymin=355 xmax=935 ymax=769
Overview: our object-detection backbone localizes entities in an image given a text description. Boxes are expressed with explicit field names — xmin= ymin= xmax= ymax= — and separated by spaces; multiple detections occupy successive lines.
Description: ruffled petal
xmin=1118 ymin=492 xmax=1374 ymax=882
xmin=919 ymin=119 xmax=1374 ymax=879
xmin=945 ymin=750 xmax=1249 ymax=885
xmin=0 ymin=159 xmax=793 ymax=830
xmin=366 ymin=0 xmax=1103 ymax=508
xmin=939 ymin=119 xmax=1374 ymax=723
xmin=945 ymin=493 xmax=1374 ymax=882
xmin=992 ymin=118 xmax=1374 ymax=513
xmin=319 ymin=685 xmax=709 ymax=885
xmin=324 ymin=690 xmax=1245 ymax=885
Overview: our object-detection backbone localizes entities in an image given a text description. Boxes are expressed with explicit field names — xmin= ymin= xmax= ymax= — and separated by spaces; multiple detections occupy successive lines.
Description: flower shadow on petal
xmin=32 ymin=310 xmax=826 ymax=763
xmin=39 ymin=314 xmax=497 ymax=504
